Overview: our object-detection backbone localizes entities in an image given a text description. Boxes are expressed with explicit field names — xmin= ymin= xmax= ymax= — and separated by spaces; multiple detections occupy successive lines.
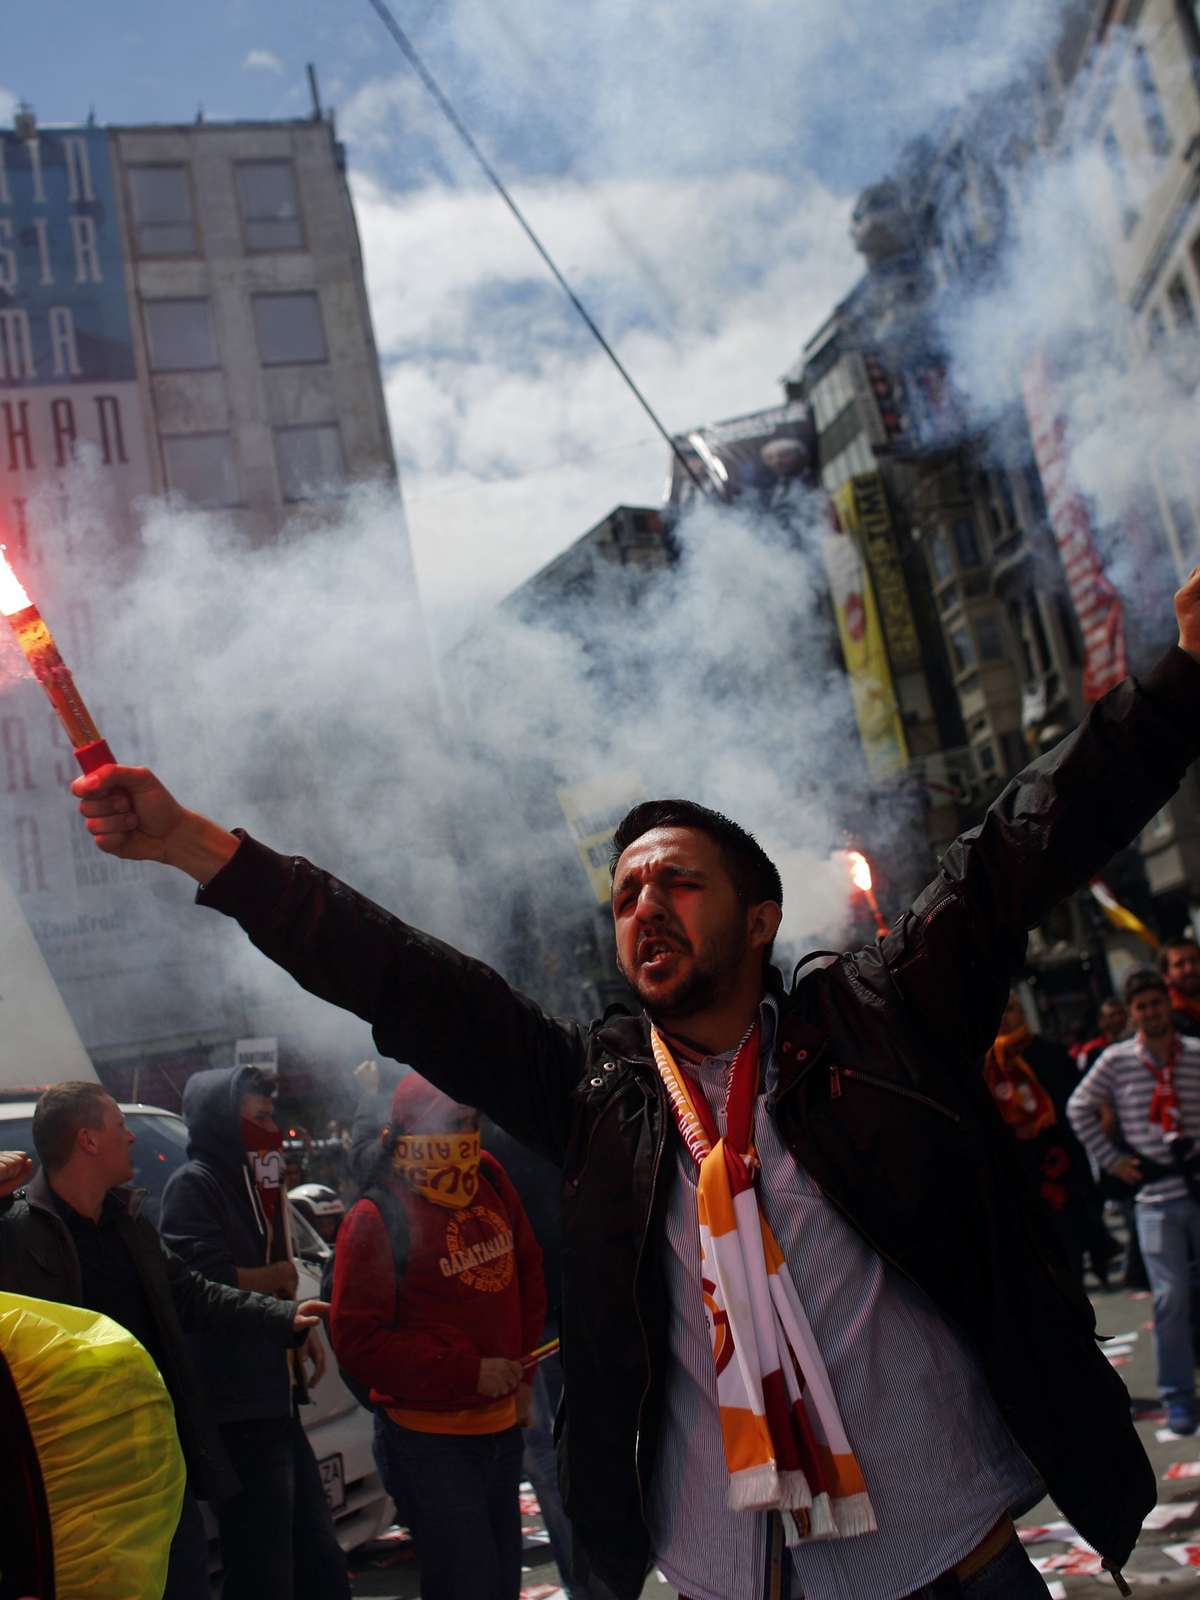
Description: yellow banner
xmin=557 ymin=771 xmax=646 ymax=904
xmin=839 ymin=472 xmax=921 ymax=670
xmin=825 ymin=486 xmax=908 ymax=779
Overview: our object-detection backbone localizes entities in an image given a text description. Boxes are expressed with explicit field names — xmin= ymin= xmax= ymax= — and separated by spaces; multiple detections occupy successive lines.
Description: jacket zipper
xmin=831 ymin=1065 xmax=961 ymax=1123
xmin=631 ymin=1073 xmax=668 ymax=1523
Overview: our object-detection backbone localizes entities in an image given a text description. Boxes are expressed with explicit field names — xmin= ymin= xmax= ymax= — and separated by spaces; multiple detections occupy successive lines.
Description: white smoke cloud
xmin=4 ymin=0 xmax=1120 ymax=1084
xmin=242 ymin=49 xmax=285 ymax=75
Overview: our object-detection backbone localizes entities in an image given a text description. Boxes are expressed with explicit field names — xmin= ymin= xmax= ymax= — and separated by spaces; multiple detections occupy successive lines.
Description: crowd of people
xmin=3 ymin=568 xmax=1200 ymax=1599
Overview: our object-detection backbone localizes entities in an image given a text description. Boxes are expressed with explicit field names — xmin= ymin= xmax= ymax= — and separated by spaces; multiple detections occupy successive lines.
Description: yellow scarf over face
xmin=391 ymin=1131 xmax=481 ymax=1209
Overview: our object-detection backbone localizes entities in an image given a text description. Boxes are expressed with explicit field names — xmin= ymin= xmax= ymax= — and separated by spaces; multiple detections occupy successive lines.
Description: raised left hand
xmin=293 ymin=1298 xmax=329 ymax=1334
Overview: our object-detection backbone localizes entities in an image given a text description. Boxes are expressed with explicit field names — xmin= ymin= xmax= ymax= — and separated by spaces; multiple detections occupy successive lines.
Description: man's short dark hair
xmin=32 ymin=1081 xmax=111 ymax=1172
xmin=1159 ymin=936 xmax=1200 ymax=974
xmin=1124 ymin=968 xmax=1168 ymax=1007
xmin=610 ymin=800 xmax=783 ymax=907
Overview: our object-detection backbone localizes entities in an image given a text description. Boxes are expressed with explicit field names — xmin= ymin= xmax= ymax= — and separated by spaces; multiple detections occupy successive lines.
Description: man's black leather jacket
xmin=200 ymin=648 xmax=1200 ymax=1595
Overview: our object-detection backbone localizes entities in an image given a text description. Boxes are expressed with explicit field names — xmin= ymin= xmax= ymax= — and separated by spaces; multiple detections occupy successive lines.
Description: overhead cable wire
xmin=362 ymin=0 xmax=706 ymax=493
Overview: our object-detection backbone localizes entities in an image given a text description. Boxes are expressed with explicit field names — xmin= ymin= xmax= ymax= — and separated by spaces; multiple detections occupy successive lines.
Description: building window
xmin=143 ymin=300 xmax=219 ymax=372
xmin=252 ymin=292 xmax=327 ymax=365
xmin=236 ymin=161 xmax=304 ymax=252
xmin=1133 ymin=43 xmax=1173 ymax=161
xmin=13 ymin=815 xmax=47 ymax=893
xmin=1 ymin=715 xmax=33 ymax=791
xmin=949 ymin=624 xmax=976 ymax=674
xmin=1102 ymin=129 xmax=1138 ymax=237
xmin=127 ymin=165 xmax=196 ymax=256
xmin=974 ymin=613 xmax=1006 ymax=662
xmin=976 ymin=743 xmax=997 ymax=776
xmin=952 ymin=515 xmax=982 ymax=568
xmin=275 ymin=424 xmax=346 ymax=501
xmin=161 ymin=433 xmax=240 ymax=508
xmin=1168 ymin=274 xmax=1196 ymax=330
xmin=927 ymin=527 xmax=955 ymax=584
xmin=1168 ymin=490 xmax=1200 ymax=559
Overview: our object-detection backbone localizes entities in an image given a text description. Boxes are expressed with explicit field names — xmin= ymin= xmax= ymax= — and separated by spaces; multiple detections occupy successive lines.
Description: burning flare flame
xmin=845 ymin=849 xmax=873 ymax=894
xmin=0 ymin=545 xmax=32 ymax=616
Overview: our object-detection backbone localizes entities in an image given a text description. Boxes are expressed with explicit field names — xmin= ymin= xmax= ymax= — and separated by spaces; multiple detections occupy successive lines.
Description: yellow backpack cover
xmin=0 ymin=1290 xmax=185 ymax=1599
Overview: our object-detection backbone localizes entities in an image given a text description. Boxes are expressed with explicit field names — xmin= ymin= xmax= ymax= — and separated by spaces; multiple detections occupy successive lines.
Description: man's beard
xmin=622 ymin=926 xmax=749 ymax=1022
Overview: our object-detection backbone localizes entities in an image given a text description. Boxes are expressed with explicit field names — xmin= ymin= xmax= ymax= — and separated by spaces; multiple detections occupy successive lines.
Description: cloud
xmin=0 ymin=87 xmax=18 ymax=124
xmin=352 ymin=167 xmax=858 ymax=646
xmin=242 ymin=48 xmax=284 ymax=74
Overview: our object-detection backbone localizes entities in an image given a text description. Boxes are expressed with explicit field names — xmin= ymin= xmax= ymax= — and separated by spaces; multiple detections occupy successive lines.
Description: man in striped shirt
xmin=1068 ymin=969 xmax=1200 ymax=1435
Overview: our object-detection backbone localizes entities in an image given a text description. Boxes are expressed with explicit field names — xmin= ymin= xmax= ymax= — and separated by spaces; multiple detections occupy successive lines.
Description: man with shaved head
xmin=65 ymin=570 xmax=1200 ymax=1598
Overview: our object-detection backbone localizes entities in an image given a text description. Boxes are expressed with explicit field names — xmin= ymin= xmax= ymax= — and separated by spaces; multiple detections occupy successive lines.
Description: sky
xmin=2 ymin=0 xmax=1071 ymax=651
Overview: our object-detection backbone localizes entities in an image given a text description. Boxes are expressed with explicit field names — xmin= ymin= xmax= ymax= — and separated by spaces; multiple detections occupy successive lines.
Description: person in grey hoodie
xmin=161 ymin=1064 xmax=350 ymax=1600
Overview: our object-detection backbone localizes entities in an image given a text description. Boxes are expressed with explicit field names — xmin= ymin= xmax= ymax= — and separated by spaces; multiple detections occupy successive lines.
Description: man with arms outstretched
xmin=67 ymin=571 xmax=1200 ymax=1599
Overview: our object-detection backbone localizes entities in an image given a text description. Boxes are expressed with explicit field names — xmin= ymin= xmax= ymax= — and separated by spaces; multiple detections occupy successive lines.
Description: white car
xmin=0 ymin=1100 xmax=395 ymax=1555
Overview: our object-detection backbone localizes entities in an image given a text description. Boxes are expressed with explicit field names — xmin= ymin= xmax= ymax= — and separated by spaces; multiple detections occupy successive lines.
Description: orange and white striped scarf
xmin=650 ymin=1023 xmax=876 ymax=1545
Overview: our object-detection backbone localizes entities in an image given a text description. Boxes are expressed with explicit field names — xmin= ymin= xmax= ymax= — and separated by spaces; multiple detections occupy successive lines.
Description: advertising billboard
xmin=0 ymin=125 xmax=151 ymax=565
xmin=825 ymin=482 xmax=909 ymax=780
xmin=558 ymin=771 xmax=645 ymax=905
xmin=1021 ymin=351 xmax=1126 ymax=702
xmin=665 ymin=402 xmax=815 ymax=525
xmin=833 ymin=471 xmax=921 ymax=673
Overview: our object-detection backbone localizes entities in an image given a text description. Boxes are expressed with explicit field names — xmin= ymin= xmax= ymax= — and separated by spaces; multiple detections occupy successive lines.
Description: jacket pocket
xmin=829 ymin=1063 xmax=961 ymax=1124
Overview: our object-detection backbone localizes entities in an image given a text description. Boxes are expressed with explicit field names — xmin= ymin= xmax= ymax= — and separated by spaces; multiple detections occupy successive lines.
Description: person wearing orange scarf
xmin=986 ymin=994 xmax=1096 ymax=1284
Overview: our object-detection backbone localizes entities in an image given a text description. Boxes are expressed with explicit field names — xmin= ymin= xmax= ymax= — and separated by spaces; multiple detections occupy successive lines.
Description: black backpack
xmin=320 ymin=1183 xmax=410 ymax=1411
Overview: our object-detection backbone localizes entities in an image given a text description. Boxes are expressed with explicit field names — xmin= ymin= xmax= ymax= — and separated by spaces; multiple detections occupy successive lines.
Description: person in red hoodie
xmin=330 ymin=1073 xmax=546 ymax=1600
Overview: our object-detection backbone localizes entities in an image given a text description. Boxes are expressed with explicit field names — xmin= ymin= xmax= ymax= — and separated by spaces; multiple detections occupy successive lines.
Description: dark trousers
xmin=523 ymin=1352 xmax=592 ymax=1597
xmin=164 ymin=1488 xmax=211 ymax=1600
xmin=375 ymin=1414 xmax=523 ymax=1600
xmin=215 ymin=1413 xmax=350 ymax=1600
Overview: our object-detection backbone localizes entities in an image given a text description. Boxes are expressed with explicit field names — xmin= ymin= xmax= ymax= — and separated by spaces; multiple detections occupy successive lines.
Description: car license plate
xmin=319 ymin=1452 xmax=346 ymax=1513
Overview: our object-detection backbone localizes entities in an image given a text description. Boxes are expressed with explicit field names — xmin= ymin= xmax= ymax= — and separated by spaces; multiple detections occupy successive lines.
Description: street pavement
xmin=345 ymin=1279 xmax=1200 ymax=1598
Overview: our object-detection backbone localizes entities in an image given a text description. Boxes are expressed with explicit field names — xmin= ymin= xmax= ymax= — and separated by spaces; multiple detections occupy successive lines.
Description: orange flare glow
xmin=846 ymin=849 xmax=873 ymax=894
xmin=0 ymin=544 xmax=31 ymax=615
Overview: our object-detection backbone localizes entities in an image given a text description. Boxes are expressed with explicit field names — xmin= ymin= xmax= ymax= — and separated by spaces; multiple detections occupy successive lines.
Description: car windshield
xmin=0 ymin=1110 xmax=191 ymax=1228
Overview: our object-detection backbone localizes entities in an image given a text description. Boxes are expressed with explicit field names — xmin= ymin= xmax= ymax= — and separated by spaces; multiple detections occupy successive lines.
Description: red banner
xmin=1022 ymin=353 xmax=1126 ymax=701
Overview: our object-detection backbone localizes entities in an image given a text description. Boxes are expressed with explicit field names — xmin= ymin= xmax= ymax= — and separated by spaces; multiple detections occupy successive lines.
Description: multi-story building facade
xmin=0 ymin=109 xmax=415 ymax=1097
xmin=1069 ymin=0 xmax=1200 ymax=933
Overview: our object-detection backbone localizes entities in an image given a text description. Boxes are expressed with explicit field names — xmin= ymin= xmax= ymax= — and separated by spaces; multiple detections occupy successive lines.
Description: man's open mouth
xmin=639 ymin=938 xmax=683 ymax=973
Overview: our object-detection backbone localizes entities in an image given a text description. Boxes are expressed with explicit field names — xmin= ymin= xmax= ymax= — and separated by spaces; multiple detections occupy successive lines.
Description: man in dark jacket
xmin=0 ymin=1082 xmax=322 ymax=1600
xmin=160 ymin=1064 xmax=350 ymax=1600
xmin=71 ymin=570 xmax=1200 ymax=1597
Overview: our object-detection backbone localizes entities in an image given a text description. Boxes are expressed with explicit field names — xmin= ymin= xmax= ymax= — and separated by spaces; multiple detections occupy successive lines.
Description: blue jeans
xmin=1136 ymin=1195 xmax=1200 ymax=1403
xmin=375 ymin=1416 xmax=524 ymax=1600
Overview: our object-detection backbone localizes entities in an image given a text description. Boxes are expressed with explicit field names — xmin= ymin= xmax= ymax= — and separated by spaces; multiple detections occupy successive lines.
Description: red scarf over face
xmin=241 ymin=1118 xmax=285 ymax=1224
